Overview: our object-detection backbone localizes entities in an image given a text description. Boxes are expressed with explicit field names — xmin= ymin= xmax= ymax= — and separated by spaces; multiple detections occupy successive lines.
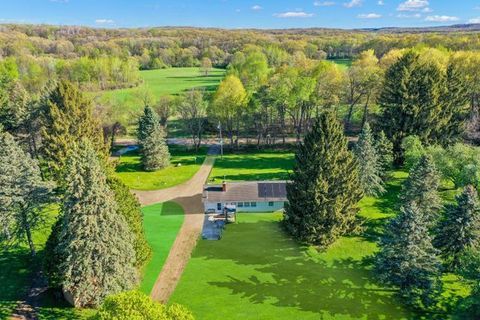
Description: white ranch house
xmin=203 ymin=181 xmax=288 ymax=213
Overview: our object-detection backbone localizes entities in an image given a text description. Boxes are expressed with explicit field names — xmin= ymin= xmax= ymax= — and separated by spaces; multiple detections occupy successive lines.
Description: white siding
xmin=204 ymin=200 xmax=285 ymax=213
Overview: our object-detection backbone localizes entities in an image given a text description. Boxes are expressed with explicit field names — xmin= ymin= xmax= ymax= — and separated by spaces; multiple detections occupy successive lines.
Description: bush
xmin=92 ymin=291 xmax=194 ymax=320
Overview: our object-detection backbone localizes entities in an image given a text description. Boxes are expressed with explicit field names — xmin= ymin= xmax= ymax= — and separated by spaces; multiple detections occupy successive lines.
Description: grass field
xmin=208 ymin=149 xmax=294 ymax=184
xmin=115 ymin=145 xmax=207 ymax=190
xmin=140 ymin=202 xmax=185 ymax=294
xmin=330 ymin=58 xmax=353 ymax=70
xmin=170 ymin=171 xmax=469 ymax=319
xmin=95 ymin=67 xmax=225 ymax=113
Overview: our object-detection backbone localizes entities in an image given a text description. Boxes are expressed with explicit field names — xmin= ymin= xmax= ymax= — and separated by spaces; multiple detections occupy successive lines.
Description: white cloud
xmin=397 ymin=13 xmax=421 ymax=18
xmin=425 ymin=15 xmax=459 ymax=22
xmin=95 ymin=19 xmax=115 ymax=24
xmin=378 ymin=0 xmax=384 ymax=5
xmin=397 ymin=0 xmax=429 ymax=12
xmin=274 ymin=11 xmax=314 ymax=18
xmin=469 ymin=18 xmax=480 ymax=23
xmin=314 ymin=1 xmax=336 ymax=6
xmin=344 ymin=0 xmax=362 ymax=8
xmin=358 ymin=13 xmax=382 ymax=19
xmin=251 ymin=5 xmax=262 ymax=11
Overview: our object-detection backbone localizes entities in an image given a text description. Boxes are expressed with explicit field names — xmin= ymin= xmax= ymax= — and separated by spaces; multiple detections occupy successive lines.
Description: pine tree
xmin=375 ymin=130 xmax=394 ymax=181
xmin=375 ymin=202 xmax=442 ymax=308
xmin=137 ymin=106 xmax=170 ymax=171
xmin=41 ymin=81 xmax=106 ymax=180
xmin=434 ymin=185 xmax=480 ymax=270
xmin=56 ymin=141 xmax=137 ymax=307
xmin=400 ymin=155 xmax=442 ymax=226
xmin=355 ymin=122 xmax=385 ymax=196
xmin=0 ymin=129 xmax=52 ymax=256
xmin=107 ymin=176 xmax=151 ymax=268
xmin=283 ymin=112 xmax=363 ymax=247
xmin=379 ymin=51 xmax=467 ymax=164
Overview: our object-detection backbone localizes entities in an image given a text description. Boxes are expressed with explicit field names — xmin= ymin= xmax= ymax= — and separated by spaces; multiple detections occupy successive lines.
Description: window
xmin=217 ymin=203 xmax=222 ymax=210
xmin=244 ymin=202 xmax=250 ymax=207
xmin=268 ymin=201 xmax=274 ymax=207
xmin=237 ymin=202 xmax=244 ymax=207
xmin=251 ymin=202 xmax=257 ymax=207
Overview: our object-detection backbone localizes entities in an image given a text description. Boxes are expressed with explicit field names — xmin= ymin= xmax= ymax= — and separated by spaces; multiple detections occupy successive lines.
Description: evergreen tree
xmin=400 ymin=155 xmax=442 ymax=226
xmin=355 ymin=122 xmax=385 ymax=196
xmin=0 ymin=129 xmax=52 ymax=256
xmin=379 ymin=51 xmax=467 ymax=164
xmin=107 ymin=176 xmax=151 ymax=268
xmin=375 ymin=130 xmax=394 ymax=181
xmin=283 ymin=112 xmax=363 ymax=247
xmin=375 ymin=202 xmax=442 ymax=308
xmin=41 ymin=81 xmax=105 ymax=180
xmin=137 ymin=106 xmax=170 ymax=171
xmin=56 ymin=141 xmax=137 ymax=307
xmin=434 ymin=185 xmax=480 ymax=270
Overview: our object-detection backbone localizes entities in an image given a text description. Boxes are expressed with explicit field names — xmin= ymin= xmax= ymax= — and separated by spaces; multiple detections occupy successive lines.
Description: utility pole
xmin=218 ymin=121 xmax=223 ymax=159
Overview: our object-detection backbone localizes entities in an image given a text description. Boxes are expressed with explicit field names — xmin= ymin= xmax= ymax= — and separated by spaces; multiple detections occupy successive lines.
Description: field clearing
xmin=140 ymin=202 xmax=185 ymax=294
xmin=115 ymin=145 xmax=207 ymax=190
xmin=94 ymin=67 xmax=225 ymax=113
xmin=170 ymin=170 xmax=470 ymax=319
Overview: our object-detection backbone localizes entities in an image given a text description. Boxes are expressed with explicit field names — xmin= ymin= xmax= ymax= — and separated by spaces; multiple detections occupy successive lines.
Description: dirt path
xmin=134 ymin=148 xmax=217 ymax=303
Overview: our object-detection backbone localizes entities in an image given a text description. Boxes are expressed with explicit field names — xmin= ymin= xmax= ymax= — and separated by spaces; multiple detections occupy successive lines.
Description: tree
xmin=55 ymin=141 xmax=137 ymax=307
xmin=210 ymin=75 xmax=247 ymax=147
xmin=434 ymin=185 xmax=480 ymax=270
xmin=0 ymin=129 xmax=52 ymax=256
xmin=178 ymin=89 xmax=207 ymax=151
xmin=355 ymin=122 xmax=385 ymax=196
xmin=379 ymin=51 xmax=467 ymax=164
xmin=200 ymin=57 xmax=213 ymax=76
xmin=107 ymin=177 xmax=151 ymax=268
xmin=458 ymin=249 xmax=480 ymax=318
xmin=40 ymin=81 xmax=105 ymax=180
xmin=283 ymin=112 xmax=362 ymax=247
xmin=154 ymin=95 xmax=176 ymax=127
xmin=137 ymin=106 xmax=170 ymax=171
xmin=93 ymin=291 xmax=194 ymax=320
xmin=375 ymin=202 xmax=442 ymax=308
xmin=399 ymin=155 xmax=442 ymax=226
xmin=375 ymin=131 xmax=394 ymax=181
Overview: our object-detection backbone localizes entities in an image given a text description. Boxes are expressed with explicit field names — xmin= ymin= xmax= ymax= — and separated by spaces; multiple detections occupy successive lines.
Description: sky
xmin=1 ymin=0 xmax=480 ymax=29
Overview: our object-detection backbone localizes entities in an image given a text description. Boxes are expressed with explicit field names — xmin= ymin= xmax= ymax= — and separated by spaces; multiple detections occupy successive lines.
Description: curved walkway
xmin=134 ymin=147 xmax=217 ymax=303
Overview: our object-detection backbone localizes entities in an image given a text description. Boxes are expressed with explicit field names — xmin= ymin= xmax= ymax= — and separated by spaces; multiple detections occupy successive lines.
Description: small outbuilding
xmin=203 ymin=181 xmax=288 ymax=213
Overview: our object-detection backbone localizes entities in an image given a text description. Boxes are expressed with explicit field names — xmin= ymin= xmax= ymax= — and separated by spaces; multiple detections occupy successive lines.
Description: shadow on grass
xmin=192 ymin=219 xmax=422 ymax=319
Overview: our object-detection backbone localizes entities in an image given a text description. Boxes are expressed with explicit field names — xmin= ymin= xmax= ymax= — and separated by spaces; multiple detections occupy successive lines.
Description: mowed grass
xmin=140 ymin=202 xmax=185 ymax=294
xmin=170 ymin=171 xmax=469 ymax=319
xmin=330 ymin=58 xmax=353 ymax=70
xmin=95 ymin=67 xmax=225 ymax=113
xmin=209 ymin=149 xmax=294 ymax=184
xmin=115 ymin=145 xmax=207 ymax=190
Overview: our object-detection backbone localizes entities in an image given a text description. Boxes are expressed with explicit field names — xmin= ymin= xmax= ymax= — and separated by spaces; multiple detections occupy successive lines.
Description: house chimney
xmin=222 ymin=181 xmax=227 ymax=192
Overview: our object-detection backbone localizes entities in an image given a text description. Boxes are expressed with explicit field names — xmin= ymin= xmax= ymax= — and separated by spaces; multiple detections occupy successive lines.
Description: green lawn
xmin=208 ymin=149 xmax=294 ymax=184
xmin=170 ymin=171 xmax=469 ymax=319
xmin=115 ymin=145 xmax=207 ymax=190
xmin=140 ymin=202 xmax=185 ymax=294
xmin=95 ymin=67 xmax=225 ymax=113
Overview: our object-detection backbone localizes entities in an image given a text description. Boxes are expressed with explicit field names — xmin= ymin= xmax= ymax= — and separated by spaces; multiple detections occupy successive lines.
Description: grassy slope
xmin=95 ymin=67 xmax=225 ymax=113
xmin=171 ymin=168 xmax=469 ymax=319
xmin=208 ymin=150 xmax=294 ymax=184
xmin=115 ymin=145 xmax=207 ymax=190
xmin=140 ymin=202 xmax=185 ymax=294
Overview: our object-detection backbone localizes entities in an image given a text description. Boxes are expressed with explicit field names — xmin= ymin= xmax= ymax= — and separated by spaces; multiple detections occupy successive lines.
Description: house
xmin=203 ymin=181 xmax=288 ymax=213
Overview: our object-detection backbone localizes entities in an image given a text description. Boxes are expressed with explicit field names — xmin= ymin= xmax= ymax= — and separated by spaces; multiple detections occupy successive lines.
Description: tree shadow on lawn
xmin=193 ymin=220 xmax=428 ymax=319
